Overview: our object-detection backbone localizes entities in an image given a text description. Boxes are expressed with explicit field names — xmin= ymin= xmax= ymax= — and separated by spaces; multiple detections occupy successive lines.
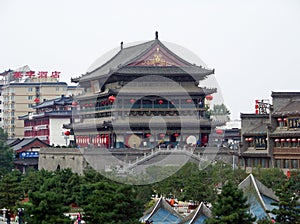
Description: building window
xmin=291 ymin=159 xmax=298 ymax=169
xmin=283 ymin=159 xmax=289 ymax=169
xmin=261 ymin=159 xmax=266 ymax=168
xmin=254 ymin=137 xmax=267 ymax=149
xmin=288 ymin=118 xmax=300 ymax=128
xmin=28 ymin=87 xmax=33 ymax=92
xmin=275 ymin=159 xmax=281 ymax=168
xmin=56 ymin=87 xmax=59 ymax=91
xmin=28 ymin=96 xmax=33 ymax=100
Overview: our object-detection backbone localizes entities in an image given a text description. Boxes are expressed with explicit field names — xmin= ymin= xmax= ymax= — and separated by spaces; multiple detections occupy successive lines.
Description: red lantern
xmin=72 ymin=101 xmax=78 ymax=107
xmin=248 ymin=138 xmax=253 ymax=141
xmin=174 ymin=133 xmax=179 ymax=137
xmin=292 ymin=138 xmax=297 ymax=142
xmin=108 ymin=95 xmax=116 ymax=103
xmin=90 ymin=103 xmax=93 ymax=107
xmin=298 ymin=138 xmax=300 ymax=142
xmin=64 ymin=131 xmax=71 ymax=136
xmin=159 ymin=133 xmax=165 ymax=138
xmin=85 ymin=104 xmax=89 ymax=107
xmin=205 ymin=95 xmax=213 ymax=101
xmin=284 ymin=118 xmax=287 ymax=121
xmin=277 ymin=118 xmax=282 ymax=122
xmin=34 ymin=98 xmax=40 ymax=103
xmin=158 ymin=99 xmax=163 ymax=105
xmin=146 ymin=133 xmax=151 ymax=138
xmin=275 ymin=139 xmax=280 ymax=142
xmin=130 ymin=99 xmax=135 ymax=103
xmin=245 ymin=138 xmax=249 ymax=141
xmin=286 ymin=138 xmax=291 ymax=142
xmin=186 ymin=99 xmax=192 ymax=103
xmin=281 ymin=139 xmax=286 ymax=142
xmin=216 ymin=129 xmax=223 ymax=135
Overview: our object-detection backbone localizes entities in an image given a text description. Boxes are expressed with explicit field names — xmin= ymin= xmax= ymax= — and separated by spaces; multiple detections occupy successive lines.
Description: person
xmin=5 ymin=209 xmax=11 ymax=224
xmin=77 ymin=212 xmax=82 ymax=224
xmin=17 ymin=208 xmax=24 ymax=224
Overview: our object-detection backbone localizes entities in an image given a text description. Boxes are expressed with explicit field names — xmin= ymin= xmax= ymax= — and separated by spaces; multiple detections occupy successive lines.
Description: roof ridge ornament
xmin=120 ymin=41 xmax=123 ymax=50
xmin=155 ymin=31 xmax=158 ymax=40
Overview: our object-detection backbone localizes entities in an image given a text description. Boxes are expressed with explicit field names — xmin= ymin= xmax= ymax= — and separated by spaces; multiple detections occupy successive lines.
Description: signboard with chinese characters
xmin=13 ymin=71 xmax=61 ymax=79
xmin=20 ymin=151 xmax=39 ymax=159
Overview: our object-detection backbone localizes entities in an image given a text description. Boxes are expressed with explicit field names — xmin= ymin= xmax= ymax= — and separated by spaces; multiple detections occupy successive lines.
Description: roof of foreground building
xmin=238 ymin=174 xmax=278 ymax=221
xmin=140 ymin=197 xmax=184 ymax=223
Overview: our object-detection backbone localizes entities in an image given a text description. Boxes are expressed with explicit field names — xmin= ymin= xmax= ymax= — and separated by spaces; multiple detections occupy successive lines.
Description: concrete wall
xmin=38 ymin=148 xmax=86 ymax=174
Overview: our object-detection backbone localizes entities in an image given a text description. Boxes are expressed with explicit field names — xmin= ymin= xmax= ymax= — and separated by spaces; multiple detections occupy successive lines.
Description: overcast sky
xmin=1 ymin=0 xmax=300 ymax=120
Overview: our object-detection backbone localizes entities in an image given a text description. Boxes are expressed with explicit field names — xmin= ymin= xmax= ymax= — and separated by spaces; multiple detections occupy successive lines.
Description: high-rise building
xmin=0 ymin=66 xmax=81 ymax=138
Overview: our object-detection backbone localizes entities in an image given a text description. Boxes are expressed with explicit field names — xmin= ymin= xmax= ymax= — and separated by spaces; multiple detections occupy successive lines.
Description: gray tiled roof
xmin=79 ymin=39 xmax=213 ymax=82
xmin=12 ymin=138 xmax=48 ymax=151
xmin=270 ymin=128 xmax=300 ymax=137
xmin=273 ymin=100 xmax=300 ymax=116
xmin=80 ymin=40 xmax=156 ymax=82
xmin=244 ymin=123 xmax=267 ymax=135
xmin=33 ymin=95 xmax=73 ymax=109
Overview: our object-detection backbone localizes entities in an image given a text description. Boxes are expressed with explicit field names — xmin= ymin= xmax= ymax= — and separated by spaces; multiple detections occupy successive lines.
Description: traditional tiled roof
xmin=244 ymin=123 xmax=267 ymax=136
xmin=238 ymin=174 xmax=278 ymax=221
xmin=6 ymin=138 xmax=22 ymax=147
xmin=109 ymin=84 xmax=216 ymax=96
xmin=33 ymin=95 xmax=73 ymax=109
xmin=79 ymin=39 xmax=213 ymax=82
xmin=270 ymin=128 xmax=300 ymax=137
xmin=11 ymin=138 xmax=49 ymax=152
xmin=272 ymin=100 xmax=300 ymax=116
xmin=180 ymin=202 xmax=211 ymax=224
xmin=140 ymin=197 xmax=183 ymax=223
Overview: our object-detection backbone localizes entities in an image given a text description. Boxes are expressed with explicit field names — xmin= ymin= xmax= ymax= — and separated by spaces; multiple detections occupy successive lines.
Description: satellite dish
xmin=186 ymin=135 xmax=197 ymax=145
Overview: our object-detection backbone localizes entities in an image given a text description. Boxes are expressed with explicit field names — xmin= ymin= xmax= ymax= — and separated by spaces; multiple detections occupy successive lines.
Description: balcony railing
xmin=274 ymin=147 xmax=300 ymax=154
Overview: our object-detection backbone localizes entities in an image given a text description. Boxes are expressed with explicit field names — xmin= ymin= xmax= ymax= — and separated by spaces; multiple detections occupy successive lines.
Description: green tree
xmin=271 ymin=179 xmax=300 ymax=223
xmin=24 ymin=171 xmax=71 ymax=224
xmin=81 ymin=181 xmax=143 ymax=224
xmin=0 ymin=170 xmax=23 ymax=209
xmin=0 ymin=128 xmax=13 ymax=174
xmin=206 ymin=181 xmax=256 ymax=224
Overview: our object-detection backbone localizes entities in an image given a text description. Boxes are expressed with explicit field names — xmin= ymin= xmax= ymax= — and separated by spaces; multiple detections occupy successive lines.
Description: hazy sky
xmin=1 ymin=0 xmax=300 ymax=120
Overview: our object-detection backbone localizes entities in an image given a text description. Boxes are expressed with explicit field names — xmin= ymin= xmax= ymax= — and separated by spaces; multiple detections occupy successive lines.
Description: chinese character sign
xmin=38 ymin=71 xmax=48 ymax=78
xmin=51 ymin=71 xmax=60 ymax=78
xmin=11 ymin=70 xmax=61 ymax=79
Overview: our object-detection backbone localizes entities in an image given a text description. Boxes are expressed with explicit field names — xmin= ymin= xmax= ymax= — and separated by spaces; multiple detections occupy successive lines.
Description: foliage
xmin=81 ymin=181 xmax=143 ymax=224
xmin=23 ymin=170 xmax=72 ymax=224
xmin=210 ymin=103 xmax=231 ymax=115
xmin=252 ymin=167 xmax=286 ymax=191
xmin=0 ymin=128 xmax=13 ymax=174
xmin=0 ymin=170 xmax=23 ymax=209
xmin=206 ymin=181 xmax=256 ymax=224
xmin=271 ymin=178 xmax=300 ymax=223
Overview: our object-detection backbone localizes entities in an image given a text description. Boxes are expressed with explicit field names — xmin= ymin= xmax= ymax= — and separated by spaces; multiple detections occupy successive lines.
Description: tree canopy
xmin=206 ymin=181 xmax=255 ymax=224
xmin=0 ymin=128 xmax=13 ymax=174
